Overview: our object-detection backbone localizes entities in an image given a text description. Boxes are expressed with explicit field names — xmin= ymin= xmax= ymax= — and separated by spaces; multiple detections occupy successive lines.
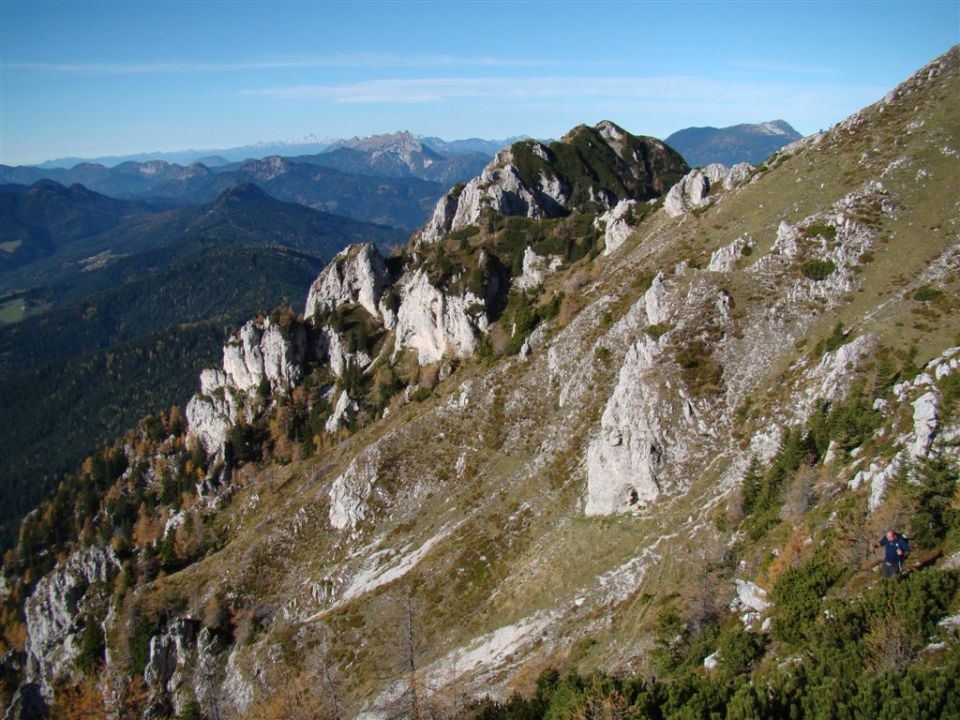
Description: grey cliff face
xmin=304 ymin=243 xmax=392 ymax=323
xmin=186 ymin=240 xmax=497 ymax=456
xmin=418 ymin=148 xmax=546 ymax=245
xmin=393 ymin=270 xmax=488 ymax=365
xmin=186 ymin=317 xmax=307 ymax=454
xmin=23 ymin=546 xmax=119 ymax=701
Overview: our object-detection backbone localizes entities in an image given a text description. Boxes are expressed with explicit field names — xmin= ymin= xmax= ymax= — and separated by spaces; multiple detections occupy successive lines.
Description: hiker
xmin=875 ymin=529 xmax=910 ymax=577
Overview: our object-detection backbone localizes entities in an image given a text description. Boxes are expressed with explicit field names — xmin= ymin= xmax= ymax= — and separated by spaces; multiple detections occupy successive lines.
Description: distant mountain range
xmin=1 ymin=132 xmax=517 ymax=230
xmin=289 ymin=131 xmax=491 ymax=185
xmin=0 ymin=180 xmax=177 ymax=275
xmin=0 ymin=180 xmax=406 ymax=293
xmin=665 ymin=120 xmax=803 ymax=167
xmin=0 ymin=157 xmax=447 ymax=230
xmin=33 ymin=132 xmax=523 ymax=169
xmin=417 ymin=134 xmax=529 ymax=157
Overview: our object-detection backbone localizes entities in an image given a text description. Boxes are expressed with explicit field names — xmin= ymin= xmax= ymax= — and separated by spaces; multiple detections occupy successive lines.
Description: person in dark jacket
xmin=875 ymin=529 xmax=910 ymax=577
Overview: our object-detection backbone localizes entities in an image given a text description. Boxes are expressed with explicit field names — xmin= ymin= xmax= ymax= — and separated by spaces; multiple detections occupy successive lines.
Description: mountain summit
xmin=418 ymin=120 xmax=688 ymax=244
xmin=296 ymin=131 xmax=490 ymax=186
xmin=665 ymin=119 xmax=803 ymax=167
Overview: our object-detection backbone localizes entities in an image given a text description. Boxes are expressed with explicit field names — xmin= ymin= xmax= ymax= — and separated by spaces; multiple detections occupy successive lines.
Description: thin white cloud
xmin=239 ymin=75 xmax=882 ymax=109
xmin=236 ymin=74 xmax=888 ymax=138
xmin=3 ymin=53 xmax=614 ymax=75
xmin=728 ymin=60 xmax=840 ymax=75
xmin=242 ymin=75 xmax=710 ymax=103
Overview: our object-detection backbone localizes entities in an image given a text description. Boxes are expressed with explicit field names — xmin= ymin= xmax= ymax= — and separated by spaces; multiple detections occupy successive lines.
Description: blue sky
xmin=1 ymin=0 xmax=957 ymax=165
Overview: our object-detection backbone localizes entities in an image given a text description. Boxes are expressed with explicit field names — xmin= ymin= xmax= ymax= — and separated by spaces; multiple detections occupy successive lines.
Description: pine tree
xmin=909 ymin=455 xmax=958 ymax=548
xmin=741 ymin=456 xmax=764 ymax=516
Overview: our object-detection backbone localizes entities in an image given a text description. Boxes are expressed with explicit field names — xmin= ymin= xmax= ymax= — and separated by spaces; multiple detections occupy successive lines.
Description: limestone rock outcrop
xmin=664 ymin=162 xmax=752 ymax=217
xmin=515 ymin=246 xmax=563 ymax=291
xmin=23 ymin=547 xmax=119 ymax=701
xmin=304 ymin=243 xmax=393 ymax=323
xmin=585 ymin=335 xmax=666 ymax=515
xmin=329 ymin=447 xmax=381 ymax=530
xmin=186 ymin=317 xmax=307 ymax=454
xmin=596 ymin=199 xmax=640 ymax=256
xmin=418 ymin=147 xmax=554 ymax=245
xmin=911 ymin=391 xmax=939 ymax=458
xmin=707 ymin=234 xmax=753 ymax=272
xmin=393 ymin=270 xmax=488 ymax=364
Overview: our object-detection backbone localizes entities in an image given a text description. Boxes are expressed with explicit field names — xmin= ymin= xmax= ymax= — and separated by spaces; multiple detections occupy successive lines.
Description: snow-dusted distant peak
xmin=757 ymin=121 xmax=793 ymax=136
xmin=251 ymin=133 xmax=339 ymax=148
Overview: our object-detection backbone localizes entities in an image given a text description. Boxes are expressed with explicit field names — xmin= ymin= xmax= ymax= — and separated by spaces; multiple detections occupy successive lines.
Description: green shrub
xmin=941 ymin=372 xmax=960 ymax=424
xmin=807 ymin=384 xmax=882 ymax=461
xmin=815 ymin=321 xmax=851 ymax=356
xmin=715 ymin=624 xmax=766 ymax=676
xmin=771 ymin=555 xmax=843 ymax=645
xmin=382 ymin=288 xmax=401 ymax=313
xmin=644 ymin=323 xmax=670 ymax=339
xmin=464 ymin=572 xmax=960 ymax=720
xmin=128 ymin=612 xmax=158 ymax=675
xmin=908 ymin=456 xmax=958 ymax=549
xmin=224 ymin=421 xmax=266 ymax=465
xmin=338 ymin=360 xmax=370 ymax=397
xmin=801 ymin=258 xmax=837 ymax=281
xmin=410 ymin=387 xmax=432 ymax=403
xmin=740 ymin=456 xmax=765 ymax=516
xmin=674 ymin=340 xmax=723 ymax=395
xmin=75 ymin=614 xmax=105 ymax=673
xmin=802 ymin=222 xmax=838 ymax=240
xmin=176 ymin=700 xmax=204 ymax=720
xmin=913 ymin=285 xmax=944 ymax=302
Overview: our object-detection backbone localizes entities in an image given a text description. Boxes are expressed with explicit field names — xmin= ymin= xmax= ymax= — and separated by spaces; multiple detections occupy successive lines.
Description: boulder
xmin=664 ymin=168 xmax=710 ymax=217
xmin=731 ymin=579 xmax=770 ymax=613
xmin=664 ymin=162 xmax=753 ymax=217
xmin=910 ymin=391 xmax=939 ymax=457
xmin=329 ymin=448 xmax=381 ymax=530
xmin=515 ymin=246 xmax=563 ymax=291
xmin=707 ymin=235 xmax=753 ymax=273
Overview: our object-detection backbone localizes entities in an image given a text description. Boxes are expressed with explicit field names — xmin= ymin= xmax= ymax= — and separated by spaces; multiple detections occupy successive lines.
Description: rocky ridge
xmin=418 ymin=121 xmax=688 ymax=244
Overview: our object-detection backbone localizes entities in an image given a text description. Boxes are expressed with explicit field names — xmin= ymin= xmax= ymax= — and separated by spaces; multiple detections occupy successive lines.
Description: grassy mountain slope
xmin=2 ymin=47 xmax=960 ymax=720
